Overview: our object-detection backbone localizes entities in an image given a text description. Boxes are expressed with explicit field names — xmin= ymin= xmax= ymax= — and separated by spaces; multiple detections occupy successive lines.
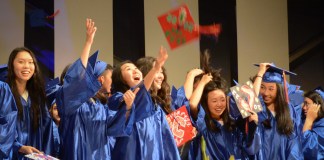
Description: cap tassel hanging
xmin=282 ymin=72 xmax=289 ymax=103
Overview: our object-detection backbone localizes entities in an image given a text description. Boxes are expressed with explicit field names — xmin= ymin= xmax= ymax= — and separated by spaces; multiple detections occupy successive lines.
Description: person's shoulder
xmin=0 ymin=81 xmax=10 ymax=89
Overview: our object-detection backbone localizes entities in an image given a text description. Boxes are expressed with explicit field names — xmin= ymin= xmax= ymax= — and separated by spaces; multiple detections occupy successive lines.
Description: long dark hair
xmin=201 ymin=75 xmax=235 ymax=132
xmin=111 ymin=60 xmax=133 ymax=94
xmin=262 ymin=83 xmax=294 ymax=136
xmin=303 ymin=90 xmax=324 ymax=121
xmin=7 ymin=47 xmax=46 ymax=131
xmin=94 ymin=64 xmax=113 ymax=104
xmin=60 ymin=63 xmax=71 ymax=85
xmin=136 ymin=57 xmax=172 ymax=114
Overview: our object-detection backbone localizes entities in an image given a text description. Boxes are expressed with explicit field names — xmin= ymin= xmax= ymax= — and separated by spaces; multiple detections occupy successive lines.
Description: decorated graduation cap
xmin=254 ymin=63 xmax=297 ymax=103
xmin=0 ymin=64 xmax=8 ymax=82
xmin=88 ymin=50 xmax=108 ymax=78
xmin=45 ymin=77 xmax=60 ymax=107
xmin=158 ymin=4 xmax=221 ymax=49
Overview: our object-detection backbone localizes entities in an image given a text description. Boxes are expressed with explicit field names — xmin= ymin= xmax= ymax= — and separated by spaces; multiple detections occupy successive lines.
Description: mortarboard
xmin=0 ymin=64 xmax=8 ymax=82
xmin=254 ymin=63 xmax=297 ymax=103
xmin=315 ymin=86 xmax=324 ymax=100
xmin=158 ymin=4 xmax=221 ymax=49
xmin=253 ymin=63 xmax=297 ymax=84
xmin=45 ymin=77 xmax=60 ymax=107
xmin=88 ymin=50 xmax=108 ymax=78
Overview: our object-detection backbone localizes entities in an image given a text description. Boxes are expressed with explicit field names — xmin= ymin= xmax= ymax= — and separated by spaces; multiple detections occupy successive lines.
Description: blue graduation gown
xmin=56 ymin=59 xmax=134 ymax=160
xmin=191 ymin=106 xmax=261 ymax=160
xmin=52 ymin=122 xmax=60 ymax=158
xmin=171 ymin=86 xmax=189 ymax=111
xmin=12 ymin=97 xmax=54 ymax=160
xmin=109 ymin=84 xmax=180 ymax=160
xmin=0 ymin=82 xmax=17 ymax=159
xmin=302 ymin=118 xmax=324 ymax=160
xmin=257 ymin=113 xmax=302 ymax=160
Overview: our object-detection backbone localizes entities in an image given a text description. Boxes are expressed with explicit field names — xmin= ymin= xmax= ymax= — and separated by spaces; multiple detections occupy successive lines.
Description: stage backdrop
xmin=0 ymin=0 xmax=24 ymax=65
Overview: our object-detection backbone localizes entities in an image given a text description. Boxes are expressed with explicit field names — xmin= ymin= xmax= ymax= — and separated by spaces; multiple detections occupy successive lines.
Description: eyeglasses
xmin=302 ymin=102 xmax=313 ymax=108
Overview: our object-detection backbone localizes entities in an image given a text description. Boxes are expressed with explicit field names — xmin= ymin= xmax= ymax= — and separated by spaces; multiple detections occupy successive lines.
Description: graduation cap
xmin=45 ymin=77 xmax=60 ymax=107
xmin=0 ymin=64 xmax=8 ymax=82
xmin=158 ymin=4 xmax=221 ymax=49
xmin=254 ymin=63 xmax=297 ymax=103
xmin=253 ymin=63 xmax=296 ymax=84
xmin=315 ymin=87 xmax=324 ymax=100
xmin=88 ymin=50 xmax=108 ymax=78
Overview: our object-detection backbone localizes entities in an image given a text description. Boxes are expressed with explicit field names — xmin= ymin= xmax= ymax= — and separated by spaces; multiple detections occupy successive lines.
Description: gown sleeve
xmin=41 ymin=106 xmax=55 ymax=155
xmin=244 ymin=123 xmax=262 ymax=155
xmin=56 ymin=59 xmax=101 ymax=116
xmin=172 ymin=86 xmax=189 ymax=110
xmin=106 ymin=103 xmax=135 ymax=137
xmin=0 ymin=82 xmax=18 ymax=158
xmin=286 ymin=133 xmax=303 ymax=160
xmin=302 ymin=130 xmax=319 ymax=158
xmin=301 ymin=119 xmax=324 ymax=159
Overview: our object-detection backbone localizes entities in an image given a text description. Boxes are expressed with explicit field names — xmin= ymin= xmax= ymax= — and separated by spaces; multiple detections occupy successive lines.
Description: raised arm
xmin=143 ymin=46 xmax=168 ymax=90
xmin=184 ymin=68 xmax=204 ymax=100
xmin=189 ymin=74 xmax=212 ymax=119
xmin=253 ymin=63 xmax=270 ymax=96
xmin=303 ymin=104 xmax=320 ymax=132
xmin=81 ymin=18 xmax=97 ymax=67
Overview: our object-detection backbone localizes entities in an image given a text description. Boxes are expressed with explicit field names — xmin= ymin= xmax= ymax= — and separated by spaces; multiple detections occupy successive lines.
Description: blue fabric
xmin=315 ymin=89 xmax=324 ymax=99
xmin=56 ymin=59 xmax=134 ymax=160
xmin=87 ymin=50 xmax=107 ymax=78
xmin=110 ymin=84 xmax=180 ymax=160
xmin=52 ymin=122 xmax=60 ymax=158
xmin=0 ymin=82 xmax=17 ymax=159
xmin=302 ymin=118 xmax=324 ymax=160
xmin=258 ymin=110 xmax=303 ymax=160
xmin=254 ymin=63 xmax=296 ymax=84
xmin=171 ymin=86 xmax=189 ymax=111
xmin=45 ymin=77 xmax=60 ymax=108
xmin=12 ymin=97 xmax=54 ymax=160
xmin=190 ymin=105 xmax=261 ymax=160
xmin=0 ymin=64 xmax=8 ymax=82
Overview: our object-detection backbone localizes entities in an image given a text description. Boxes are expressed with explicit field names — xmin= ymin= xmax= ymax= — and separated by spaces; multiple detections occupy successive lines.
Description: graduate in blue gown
xmin=253 ymin=63 xmax=303 ymax=159
xmin=301 ymin=89 xmax=324 ymax=159
xmin=0 ymin=80 xmax=18 ymax=159
xmin=45 ymin=77 xmax=61 ymax=158
xmin=6 ymin=47 xmax=54 ymax=159
xmin=188 ymin=67 xmax=261 ymax=160
xmin=136 ymin=57 xmax=197 ymax=159
xmin=55 ymin=19 xmax=137 ymax=160
xmin=110 ymin=46 xmax=180 ymax=160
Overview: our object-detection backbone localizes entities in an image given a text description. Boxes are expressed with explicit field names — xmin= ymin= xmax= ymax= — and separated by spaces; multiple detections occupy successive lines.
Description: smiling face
xmin=260 ymin=82 xmax=277 ymax=106
xmin=153 ymin=68 xmax=164 ymax=90
xmin=207 ymin=89 xmax=227 ymax=120
xmin=13 ymin=51 xmax=35 ymax=83
xmin=121 ymin=63 xmax=143 ymax=88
